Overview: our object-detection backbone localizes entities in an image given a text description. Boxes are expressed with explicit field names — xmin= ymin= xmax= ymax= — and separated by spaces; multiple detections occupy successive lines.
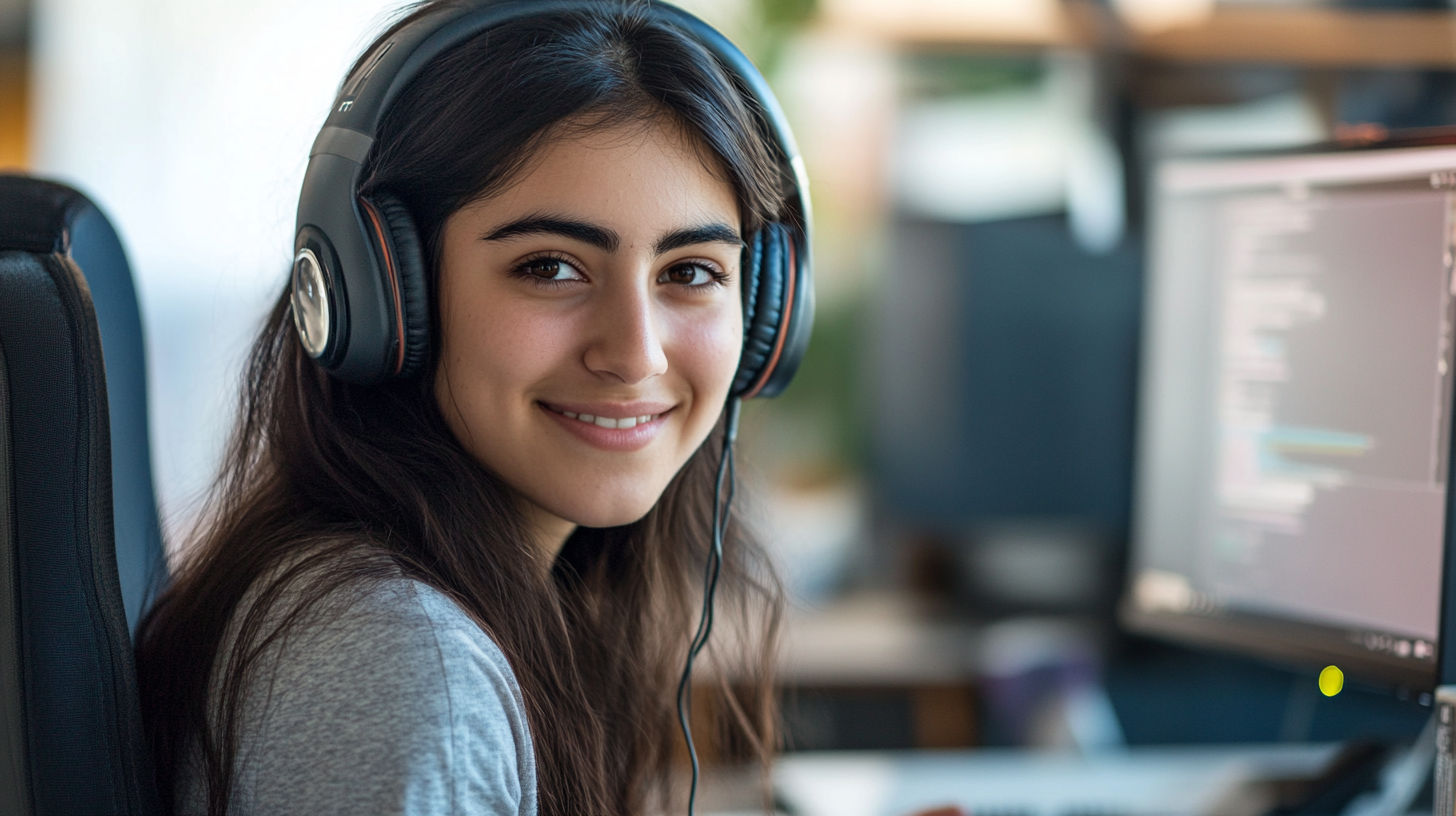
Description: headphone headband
xmin=295 ymin=0 xmax=813 ymax=393
xmin=314 ymin=1 xmax=566 ymax=155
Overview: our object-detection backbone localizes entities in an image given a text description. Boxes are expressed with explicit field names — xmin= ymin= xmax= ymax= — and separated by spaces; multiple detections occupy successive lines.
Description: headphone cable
xmin=677 ymin=397 xmax=741 ymax=816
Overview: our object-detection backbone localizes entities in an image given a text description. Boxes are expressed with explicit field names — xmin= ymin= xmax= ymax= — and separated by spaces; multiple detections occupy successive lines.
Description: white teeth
xmin=554 ymin=407 xmax=660 ymax=428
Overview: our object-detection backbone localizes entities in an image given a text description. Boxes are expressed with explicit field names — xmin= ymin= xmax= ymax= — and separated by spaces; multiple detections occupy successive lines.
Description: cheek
xmin=668 ymin=300 xmax=744 ymax=402
xmin=435 ymin=288 xmax=578 ymax=420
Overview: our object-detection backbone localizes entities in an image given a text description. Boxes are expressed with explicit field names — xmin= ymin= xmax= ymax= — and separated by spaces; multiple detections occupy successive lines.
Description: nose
xmin=582 ymin=278 xmax=668 ymax=386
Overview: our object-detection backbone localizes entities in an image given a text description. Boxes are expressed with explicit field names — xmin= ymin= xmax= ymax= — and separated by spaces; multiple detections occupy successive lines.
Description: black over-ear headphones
xmin=291 ymin=0 xmax=814 ymax=399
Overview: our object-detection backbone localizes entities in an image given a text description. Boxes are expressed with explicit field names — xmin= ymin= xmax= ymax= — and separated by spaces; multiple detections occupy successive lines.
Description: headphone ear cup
xmin=740 ymin=226 xmax=763 ymax=334
xmin=733 ymin=223 xmax=788 ymax=397
xmin=365 ymin=193 xmax=430 ymax=378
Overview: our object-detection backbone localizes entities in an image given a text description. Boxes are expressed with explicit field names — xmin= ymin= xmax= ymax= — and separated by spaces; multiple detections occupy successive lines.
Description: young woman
xmin=133 ymin=2 xmax=810 ymax=814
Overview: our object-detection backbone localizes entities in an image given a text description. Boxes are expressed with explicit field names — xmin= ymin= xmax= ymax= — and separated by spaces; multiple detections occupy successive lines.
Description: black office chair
xmin=0 ymin=176 xmax=161 ymax=813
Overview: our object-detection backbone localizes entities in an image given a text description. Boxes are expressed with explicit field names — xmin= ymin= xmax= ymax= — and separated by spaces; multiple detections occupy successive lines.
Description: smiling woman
xmin=435 ymin=120 xmax=746 ymax=547
xmin=132 ymin=3 xmax=808 ymax=816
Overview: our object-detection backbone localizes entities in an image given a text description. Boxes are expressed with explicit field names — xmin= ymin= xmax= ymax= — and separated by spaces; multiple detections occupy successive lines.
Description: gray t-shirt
xmin=177 ymin=565 xmax=539 ymax=816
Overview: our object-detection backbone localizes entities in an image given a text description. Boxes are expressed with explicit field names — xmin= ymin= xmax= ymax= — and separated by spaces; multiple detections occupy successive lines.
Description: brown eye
xmin=659 ymin=262 xmax=720 ymax=287
xmin=518 ymin=256 xmax=585 ymax=283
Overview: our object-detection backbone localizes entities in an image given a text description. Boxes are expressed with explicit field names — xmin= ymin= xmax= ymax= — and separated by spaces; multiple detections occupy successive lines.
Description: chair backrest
xmin=0 ymin=176 xmax=160 ymax=814
xmin=0 ymin=176 xmax=166 ymax=632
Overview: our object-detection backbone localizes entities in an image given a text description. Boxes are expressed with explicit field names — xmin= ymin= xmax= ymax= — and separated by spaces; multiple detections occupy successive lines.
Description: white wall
xmin=31 ymin=0 xmax=407 ymax=538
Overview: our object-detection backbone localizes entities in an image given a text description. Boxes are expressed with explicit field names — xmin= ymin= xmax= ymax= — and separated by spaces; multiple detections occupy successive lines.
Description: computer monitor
xmin=1123 ymin=135 xmax=1456 ymax=691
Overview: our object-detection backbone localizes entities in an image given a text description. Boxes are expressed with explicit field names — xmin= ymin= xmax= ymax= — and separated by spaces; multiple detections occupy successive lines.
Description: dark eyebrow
xmin=480 ymin=216 xmax=620 ymax=252
xmin=654 ymin=224 xmax=743 ymax=256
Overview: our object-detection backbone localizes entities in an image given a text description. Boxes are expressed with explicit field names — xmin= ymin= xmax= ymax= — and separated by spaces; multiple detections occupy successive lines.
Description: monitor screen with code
xmin=1125 ymin=140 xmax=1456 ymax=689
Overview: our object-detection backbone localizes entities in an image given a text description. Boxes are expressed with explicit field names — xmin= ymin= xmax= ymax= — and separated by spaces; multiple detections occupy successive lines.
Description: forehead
xmin=459 ymin=118 xmax=740 ymax=237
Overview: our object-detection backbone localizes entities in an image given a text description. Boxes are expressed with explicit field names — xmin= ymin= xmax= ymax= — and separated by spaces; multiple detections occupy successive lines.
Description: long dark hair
xmin=134 ymin=3 xmax=790 ymax=814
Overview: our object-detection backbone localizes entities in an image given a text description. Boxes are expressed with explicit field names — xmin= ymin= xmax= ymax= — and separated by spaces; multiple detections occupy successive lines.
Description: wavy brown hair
xmin=134 ymin=2 xmax=789 ymax=814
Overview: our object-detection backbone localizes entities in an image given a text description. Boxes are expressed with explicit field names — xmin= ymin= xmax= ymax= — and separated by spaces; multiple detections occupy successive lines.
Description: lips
xmin=539 ymin=401 xmax=675 ymax=452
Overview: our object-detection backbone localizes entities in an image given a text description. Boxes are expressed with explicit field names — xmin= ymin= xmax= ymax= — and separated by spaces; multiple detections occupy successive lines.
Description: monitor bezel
xmin=1122 ymin=602 xmax=1438 ymax=691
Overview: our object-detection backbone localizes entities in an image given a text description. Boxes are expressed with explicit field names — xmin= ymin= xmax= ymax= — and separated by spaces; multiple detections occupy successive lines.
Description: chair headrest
xmin=0 ymin=175 xmax=94 ymax=254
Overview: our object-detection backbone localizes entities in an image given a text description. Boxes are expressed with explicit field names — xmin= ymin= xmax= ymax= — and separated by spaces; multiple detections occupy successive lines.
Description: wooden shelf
xmin=1134 ymin=7 xmax=1456 ymax=68
xmin=820 ymin=1 xmax=1456 ymax=68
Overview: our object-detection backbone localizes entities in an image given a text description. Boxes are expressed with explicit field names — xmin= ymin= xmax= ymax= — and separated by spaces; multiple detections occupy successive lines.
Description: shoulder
xmin=208 ymin=556 xmax=538 ymax=816
xmin=263 ymin=574 xmax=524 ymax=727
xmin=268 ymin=571 xmax=519 ymax=704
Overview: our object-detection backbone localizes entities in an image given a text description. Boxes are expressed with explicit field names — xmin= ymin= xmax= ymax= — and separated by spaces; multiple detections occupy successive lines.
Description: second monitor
xmin=1125 ymin=137 xmax=1456 ymax=691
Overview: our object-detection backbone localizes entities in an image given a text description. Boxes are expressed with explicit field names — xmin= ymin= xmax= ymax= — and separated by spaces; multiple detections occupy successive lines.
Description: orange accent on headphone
xmin=741 ymin=238 xmax=796 ymax=400
xmin=360 ymin=199 xmax=407 ymax=376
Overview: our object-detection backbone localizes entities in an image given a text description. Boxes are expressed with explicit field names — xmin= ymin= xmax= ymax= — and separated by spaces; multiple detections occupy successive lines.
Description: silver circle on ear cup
xmin=291 ymin=248 xmax=332 ymax=359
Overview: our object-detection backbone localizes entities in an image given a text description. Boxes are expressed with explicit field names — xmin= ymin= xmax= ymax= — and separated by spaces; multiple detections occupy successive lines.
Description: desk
xmin=780 ymin=593 xmax=976 ymax=687
xmin=779 ymin=593 xmax=981 ymax=751
xmin=776 ymin=593 xmax=1118 ymax=752
xmin=774 ymin=743 xmax=1343 ymax=816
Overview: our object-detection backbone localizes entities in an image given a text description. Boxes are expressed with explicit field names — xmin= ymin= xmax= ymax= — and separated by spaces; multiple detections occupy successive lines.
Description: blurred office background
xmin=1 ymin=0 xmax=1451 ymax=767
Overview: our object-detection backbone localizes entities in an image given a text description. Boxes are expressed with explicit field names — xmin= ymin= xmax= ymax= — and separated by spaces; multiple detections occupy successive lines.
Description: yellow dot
xmin=1319 ymin=665 xmax=1344 ymax=697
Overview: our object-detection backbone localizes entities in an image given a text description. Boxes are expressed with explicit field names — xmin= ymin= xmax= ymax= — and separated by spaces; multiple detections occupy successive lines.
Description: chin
xmin=569 ymin=504 xmax=657 ymax=530
xmin=554 ymin=490 xmax=662 ymax=530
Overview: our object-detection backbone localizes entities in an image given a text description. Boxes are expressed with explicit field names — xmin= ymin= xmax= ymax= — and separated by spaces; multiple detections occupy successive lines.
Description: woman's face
xmin=435 ymin=118 xmax=744 ymax=549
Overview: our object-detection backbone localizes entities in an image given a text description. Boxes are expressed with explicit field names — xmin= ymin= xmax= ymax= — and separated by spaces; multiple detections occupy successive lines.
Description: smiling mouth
xmin=546 ymin=406 xmax=666 ymax=430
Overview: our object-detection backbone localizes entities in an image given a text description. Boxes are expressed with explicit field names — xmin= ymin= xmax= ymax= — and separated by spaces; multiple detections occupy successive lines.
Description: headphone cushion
xmin=740 ymin=225 xmax=763 ymax=334
xmin=734 ymin=222 xmax=788 ymax=396
xmin=369 ymin=193 xmax=430 ymax=378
